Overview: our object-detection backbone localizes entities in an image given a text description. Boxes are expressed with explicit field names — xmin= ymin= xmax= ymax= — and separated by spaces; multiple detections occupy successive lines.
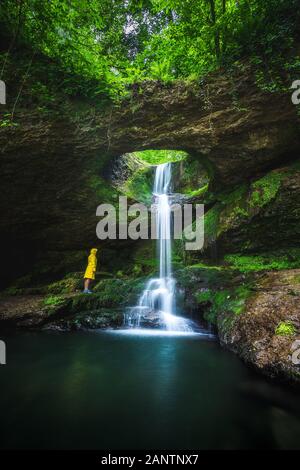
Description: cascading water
xmin=125 ymin=162 xmax=192 ymax=332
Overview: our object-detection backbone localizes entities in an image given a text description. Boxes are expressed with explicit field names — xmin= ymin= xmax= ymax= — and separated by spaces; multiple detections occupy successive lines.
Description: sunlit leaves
xmin=0 ymin=0 xmax=299 ymax=101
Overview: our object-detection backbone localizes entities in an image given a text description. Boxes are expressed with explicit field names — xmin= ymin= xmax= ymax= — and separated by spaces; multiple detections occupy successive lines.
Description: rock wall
xmin=1 ymin=50 xmax=300 ymax=284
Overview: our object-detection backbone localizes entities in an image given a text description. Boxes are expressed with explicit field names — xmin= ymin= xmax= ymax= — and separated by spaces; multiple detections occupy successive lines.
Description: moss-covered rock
xmin=218 ymin=269 xmax=300 ymax=384
xmin=175 ymin=263 xmax=250 ymax=320
xmin=113 ymin=151 xmax=209 ymax=205
xmin=248 ymin=170 xmax=283 ymax=209
xmin=0 ymin=273 xmax=151 ymax=330
xmin=172 ymin=158 xmax=209 ymax=197
xmin=224 ymin=249 xmax=300 ymax=272
xmin=113 ymin=153 xmax=154 ymax=204
xmin=176 ymin=263 xmax=300 ymax=384
xmin=198 ymin=164 xmax=300 ymax=256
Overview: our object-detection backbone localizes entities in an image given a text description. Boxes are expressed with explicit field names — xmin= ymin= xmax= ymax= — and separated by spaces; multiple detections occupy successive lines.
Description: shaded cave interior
xmin=0 ymin=148 xmax=210 ymax=289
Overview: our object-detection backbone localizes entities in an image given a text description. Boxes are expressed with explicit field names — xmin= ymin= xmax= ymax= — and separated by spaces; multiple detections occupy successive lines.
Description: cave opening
xmin=94 ymin=148 xmax=211 ymax=279
xmin=111 ymin=149 xmax=210 ymax=205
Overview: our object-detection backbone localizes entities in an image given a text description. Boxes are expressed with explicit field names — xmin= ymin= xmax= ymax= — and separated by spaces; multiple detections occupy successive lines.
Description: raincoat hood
xmin=90 ymin=248 xmax=98 ymax=254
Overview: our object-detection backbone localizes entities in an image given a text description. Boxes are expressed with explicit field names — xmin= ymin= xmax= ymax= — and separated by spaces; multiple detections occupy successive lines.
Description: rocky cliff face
xmin=199 ymin=163 xmax=300 ymax=257
xmin=218 ymin=270 xmax=300 ymax=384
xmin=175 ymin=265 xmax=300 ymax=384
xmin=1 ymin=50 xmax=300 ymax=283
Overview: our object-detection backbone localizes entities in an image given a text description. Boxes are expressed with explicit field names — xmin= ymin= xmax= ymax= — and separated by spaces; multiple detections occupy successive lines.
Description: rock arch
xmin=0 ymin=66 xmax=299 ymax=283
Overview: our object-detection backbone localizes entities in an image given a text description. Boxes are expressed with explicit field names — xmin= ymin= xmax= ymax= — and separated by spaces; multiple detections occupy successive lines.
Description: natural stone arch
xmin=1 ymin=64 xmax=300 ymax=283
xmin=90 ymin=73 xmax=300 ymax=188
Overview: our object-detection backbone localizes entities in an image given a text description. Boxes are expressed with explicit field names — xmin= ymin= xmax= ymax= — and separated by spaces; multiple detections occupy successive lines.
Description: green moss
xmin=92 ymin=279 xmax=128 ymax=306
xmin=219 ymin=184 xmax=248 ymax=206
xmin=197 ymin=170 xmax=286 ymax=249
xmin=202 ymin=184 xmax=249 ymax=245
xmin=224 ymin=249 xmax=300 ymax=272
xmin=91 ymin=276 xmax=149 ymax=308
xmin=174 ymin=158 xmax=209 ymax=196
xmin=188 ymin=183 xmax=208 ymax=198
xmin=275 ymin=321 xmax=296 ymax=336
xmin=39 ymin=276 xmax=150 ymax=320
xmin=196 ymin=285 xmax=251 ymax=325
xmin=196 ymin=289 xmax=214 ymax=303
xmin=114 ymin=153 xmax=154 ymax=204
xmin=132 ymin=264 xmax=142 ymax=276
xmin=204 ymin=204 xmax=222 ymax=243
xmin=248 ymin=171 xmax=283 ymax=208
xmin=130 ymin=241 xmax=157 ymax=274
xmin=47 ymin=273 xmax=82 ymax=294
xmin=125 ymin=167 xmax=153 ymax=204
xmin=89 ymin=175 xmax=116 ymax=202
xmin=199 ymin=168 xmax=291 ymax=249
xmin=44 ymin=295 xmax=64 ymax=306
xmin=188 ymin=263 xmax=223 ymax=270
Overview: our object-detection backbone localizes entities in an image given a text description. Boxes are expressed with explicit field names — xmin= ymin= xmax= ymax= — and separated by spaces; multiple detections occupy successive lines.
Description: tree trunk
xmin=208 ymin=0 xmax=220 ymax=61
xmin=222 ymin=0 xmax=226 ymax=14
xmin=222 ymin=0 xmax=227 ymax=56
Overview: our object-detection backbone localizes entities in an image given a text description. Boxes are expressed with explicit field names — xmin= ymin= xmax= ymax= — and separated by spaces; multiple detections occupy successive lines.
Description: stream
xmin=0 ymin=330 xmax=300 ymax=449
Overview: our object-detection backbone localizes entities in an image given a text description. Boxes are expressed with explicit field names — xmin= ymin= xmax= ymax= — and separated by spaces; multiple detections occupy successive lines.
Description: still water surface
xmin=0 ymin=330 xmax=299 ymax=449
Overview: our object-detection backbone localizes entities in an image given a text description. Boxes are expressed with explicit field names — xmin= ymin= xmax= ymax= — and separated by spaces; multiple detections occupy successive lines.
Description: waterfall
xmin=125 ymin=162 xmax=192 ymax=332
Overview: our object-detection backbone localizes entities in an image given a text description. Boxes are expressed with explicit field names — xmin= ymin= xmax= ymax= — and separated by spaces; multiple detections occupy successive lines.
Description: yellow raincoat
xmin=84 ymin=248 xmax=98 ymax=280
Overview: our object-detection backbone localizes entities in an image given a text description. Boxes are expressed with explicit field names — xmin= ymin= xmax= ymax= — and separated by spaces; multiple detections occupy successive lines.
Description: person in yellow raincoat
xmin=83 ymin=248 xmax=98 ymax=293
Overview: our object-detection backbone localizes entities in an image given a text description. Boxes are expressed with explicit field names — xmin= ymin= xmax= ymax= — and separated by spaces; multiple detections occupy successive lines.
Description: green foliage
xmin=115 ymin=150 xmax=188 ymax=203
xmin=225 ymin=250 xmax=300 ymax=272
xmin=134 ymin=150 xmax=187 ymax=165
xmin=1 ymin=0 xmax=298 ymax=102
xmin=275 ymin=321 xmax=296 ymax=336
xmin=0 ymin=115 xmax=19 ymax=127
xmin=150 ymin=59 xmax=173 ymax=82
